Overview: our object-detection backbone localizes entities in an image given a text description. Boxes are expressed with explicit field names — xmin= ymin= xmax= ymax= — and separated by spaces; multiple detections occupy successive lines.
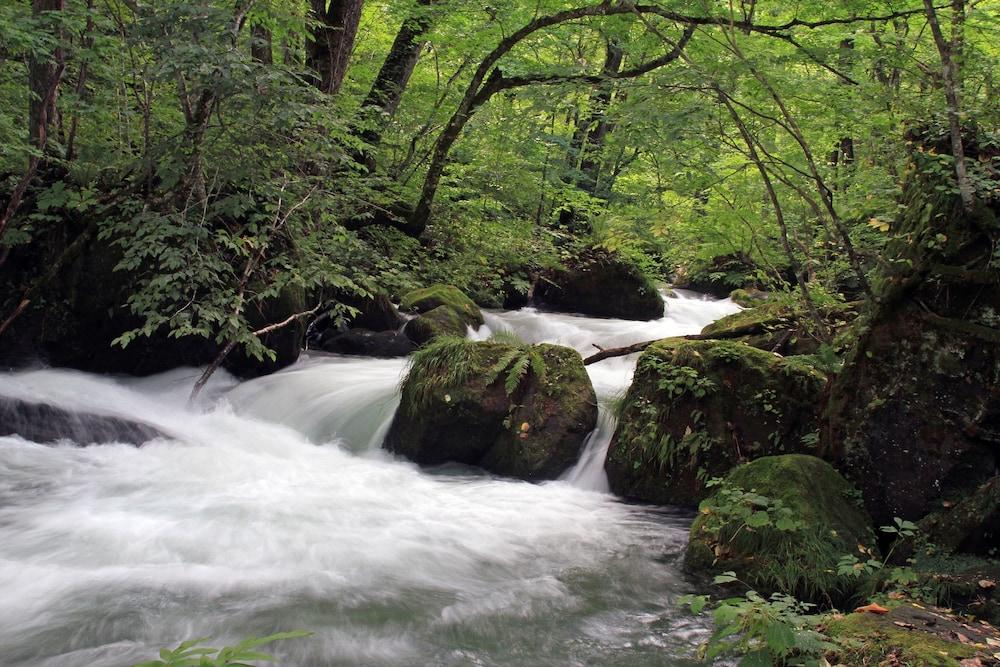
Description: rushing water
xmin=0 ymin=291 xmax=738 ymax=667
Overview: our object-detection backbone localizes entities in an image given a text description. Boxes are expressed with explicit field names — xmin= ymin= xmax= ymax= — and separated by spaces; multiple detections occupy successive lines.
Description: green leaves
xmin=134 ymin=631 xmax=311 ymax=667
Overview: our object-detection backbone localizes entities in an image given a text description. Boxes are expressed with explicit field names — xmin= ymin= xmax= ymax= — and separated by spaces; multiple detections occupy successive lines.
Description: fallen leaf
xmin=855 ymin=603 xmax=890 ymax=615
xmin=893 ymin=621 xmax=916 ymax=629
xmin=986 ymin=638 xmax=1000 ymax=648
xmin=953 ymin=632 xmax=972 ymax=644
xmin=979 ymin=579 xmax=996 ymax=590
xmin=959 ymin=659 xmax=982 ymax=667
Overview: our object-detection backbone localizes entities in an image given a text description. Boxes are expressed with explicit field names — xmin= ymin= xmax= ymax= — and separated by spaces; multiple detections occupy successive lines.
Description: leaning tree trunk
xmin=306 ymin=0 xmax=364 ymax=94
xmin=575 ymin=40 xmax=623 ymax=196
xmin=250 ymin=24 xmax=273 ymax=64
xmin=357 ymin=0 xmax=433 ymax=168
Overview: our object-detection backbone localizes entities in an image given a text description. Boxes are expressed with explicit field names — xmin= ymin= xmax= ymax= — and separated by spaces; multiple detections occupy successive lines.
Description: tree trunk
xmin=357 ymin=0 xmax=432 ymax=168
xmin=27 ymin=0 xmax=65 ymax=148
xmin=307 ymin=0 xmax=364 ymax=94
xmin=250 ymin=24 xmax=273 ymax=64
xmin=576 ymin=40 xmax=623 ymax=196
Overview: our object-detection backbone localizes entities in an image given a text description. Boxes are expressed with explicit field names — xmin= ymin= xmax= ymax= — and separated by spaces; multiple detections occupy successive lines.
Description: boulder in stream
xmin=534 ymin=248 xmax=663 ymax=320
xmin=0 ymin=395 xmax=165 ymax=446
xmin=384 ymin=337 xmax=597 ymax=480
xmin=400 ymin=285 xmax=484 ymax=345
xmin=605 ymin=338 xmax=826 ymax=506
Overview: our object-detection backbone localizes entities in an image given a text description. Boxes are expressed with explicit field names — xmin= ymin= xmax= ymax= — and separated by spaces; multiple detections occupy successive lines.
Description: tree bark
xmin=924 ymin=0 xmax=974 ymax=210
xmin=27 ymin=0 xmax=65 ymax=148
xmin=250 ymin=24 xmax=273 ymax=64
xmin=307 ymin=0 xmax=364 ymax=94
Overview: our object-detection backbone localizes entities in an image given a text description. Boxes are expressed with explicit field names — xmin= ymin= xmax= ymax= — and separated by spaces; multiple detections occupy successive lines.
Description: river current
xmin=0 ymin=291 xmax=738 ymax=666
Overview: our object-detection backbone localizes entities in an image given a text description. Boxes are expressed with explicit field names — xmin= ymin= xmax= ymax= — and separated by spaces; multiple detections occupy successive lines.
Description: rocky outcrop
xmin=605 ymin=339 xmax=826 ymax=506
xmin=684 ymin=454 xmax=877 ymax=603
xmin=534 ymin=249 xmax=663 ymax=320
xmin=919 ymin=476 xmax=1000 ymax=557
xmin=672 ymin=253 xmax=775 ymax=298
xmin=0 ymin=396 xmax=165 ymax=446
xmin=400 ymin=285 xmax=484 ymax=345
xmin=384 ymin=337 xmax=597 ymax=480
xmin=826 ymin=129 xmax=1000 ymax=529
xmin=317 ymin=329 xmax=414 ymax=357
xmin=0 ymin=230 xmax=305 ymax=377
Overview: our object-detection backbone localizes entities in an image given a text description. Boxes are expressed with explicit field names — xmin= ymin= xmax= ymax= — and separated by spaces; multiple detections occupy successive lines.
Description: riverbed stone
xmin=605 ymin=338 xmax=826 ymax=506
xmin=384 ymin=337 xmax=597 ymax=480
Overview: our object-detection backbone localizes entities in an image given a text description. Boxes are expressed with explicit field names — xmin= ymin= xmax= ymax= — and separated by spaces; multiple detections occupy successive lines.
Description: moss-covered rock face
xmin=684 ymin=454 xmax=877 ymax=602
xmin=673 ymin=253 xmax=771 ymax=298
xmin=534 ymin=248 xmax=663 ymax=320
xmin=728 ymin=288 xmax=771 ymax=308
xmin=701 ymin=301 xmax=857 ymax=356
xmin=404 ymin=305 xmax=474 ymax=345
xmin=605 ymin=339 xmax=826 ymax=506
xmin=384 ymin=338 xmax=597 ymax=480
xmin=400 ymin=284 xmax=484 ymax=326
xmin=826 ymin=604 xmax=995 ymax=666
xmin=826 ymin=134 xmax=1000 ymax=531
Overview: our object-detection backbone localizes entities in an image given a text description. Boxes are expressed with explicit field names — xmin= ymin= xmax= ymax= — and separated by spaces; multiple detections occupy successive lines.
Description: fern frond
xmin=528 ymin=348 xmax=547 ymax=384
xmin=486 ymin=348 xmax=522 ymax=386
xmin=505 ymin=354 xmax=531 ymax=395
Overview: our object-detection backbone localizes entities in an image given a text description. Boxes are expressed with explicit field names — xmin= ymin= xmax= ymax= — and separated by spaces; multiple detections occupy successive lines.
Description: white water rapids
xmin=0 ymin=291 xmax=738 ymax=666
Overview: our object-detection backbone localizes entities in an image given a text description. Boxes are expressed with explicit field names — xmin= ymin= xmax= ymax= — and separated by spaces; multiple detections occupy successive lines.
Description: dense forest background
xmin=1 ymin=0 xmax=998 ymax=374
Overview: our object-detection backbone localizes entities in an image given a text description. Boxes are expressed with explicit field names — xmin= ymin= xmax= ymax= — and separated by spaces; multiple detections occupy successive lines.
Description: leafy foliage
xmin=134 ymin=631 xmax=312 ymax=667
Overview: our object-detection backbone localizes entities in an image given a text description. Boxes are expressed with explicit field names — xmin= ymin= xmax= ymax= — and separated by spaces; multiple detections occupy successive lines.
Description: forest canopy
xmin=1 ymin=0 xmax=998 ymax=371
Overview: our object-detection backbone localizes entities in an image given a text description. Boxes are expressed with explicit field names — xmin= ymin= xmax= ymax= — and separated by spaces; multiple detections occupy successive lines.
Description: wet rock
xmin=684 ymin=454 xmax=877 ymax=603
xmin=700 ymin=301 xmax=858 ymax=356
xmin=318 ymin=328 xmax=415 ymax=358
xmin=919 ymin=476 xmax=1000 ymax=557
xmin=0 ymin=396 xmax=165 ymax=446
xmin=534 ymin=249 xmax=663 ymax=320
xmin=605 ymin=339 xmax=826 ymax=506
xmin=384 ymin=338 xmax=597 ymax=480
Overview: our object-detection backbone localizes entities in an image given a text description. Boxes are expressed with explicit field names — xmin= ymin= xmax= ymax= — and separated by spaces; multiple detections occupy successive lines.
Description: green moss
xmin=400 ymin=284 xmax=484 ymax=325
xmin=827 ymin=609 xmax=979 ymax=666
xmin=605 ymin=339 xmax=826 ymax=506
xmin=386 ymin=338 xmax=597 ymax=480
xmin=729 ymin=288 xmax=771 ymax=308
xmin=685 ymin=454 xmax=877 ymax=603
xmin=404 ymin=305 xmax=472 ymax=345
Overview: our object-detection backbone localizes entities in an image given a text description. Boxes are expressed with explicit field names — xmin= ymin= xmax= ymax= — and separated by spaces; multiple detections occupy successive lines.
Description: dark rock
xmin=684 ymin=454 xmax=877 ymax=603
xmin=384 ymin=338 xmax=597 ymax=480
xmin=399 ymin=286 xmax=484 ymax=345
xmin=826 ymin=132 xmax=1000 ymax=529
xmin=0 ymin=395 xmax=165 ymax=446
xmin=919 ymin=476 xmax=1000 ymax=557
xmin=673 ymin=253 xmax=778 ymax=298
xmin=224 ymin=283 xmax=308 ymax=378
xmin=605 ymin=339 xmax=826 ymax=506
xmin=318 ymin=328 xmax=415 ymax=357
xmin=535 ymin=249 xmax=663 ymax=320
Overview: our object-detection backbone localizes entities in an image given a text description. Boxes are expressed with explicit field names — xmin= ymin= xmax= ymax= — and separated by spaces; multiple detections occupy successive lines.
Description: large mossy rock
xmin=826 ymin=130 xmax=1000 ymax=529
xmin=684 ymin=454 xmax=877 ymax=602
xmin=400 ymin=285 xmax=484 ymax=345
xmin=672 ymin=253 xmax=774 ymax=298
xmin=700 ymin=301 xmax=858 ymax=356
xmin=383 ymin=337 xmax=597 ymax=480
xmin=605 ymin=339 xmax=826 ymax=506
xmin=919 ymin=476 xmax=1000 ymax=557
xmin=534 ymin=248 xmax=663 ymax=320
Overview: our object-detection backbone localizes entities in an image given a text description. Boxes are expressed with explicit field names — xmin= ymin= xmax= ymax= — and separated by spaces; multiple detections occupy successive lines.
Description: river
xmin=0 ymin=290 xmax=738 ymax=666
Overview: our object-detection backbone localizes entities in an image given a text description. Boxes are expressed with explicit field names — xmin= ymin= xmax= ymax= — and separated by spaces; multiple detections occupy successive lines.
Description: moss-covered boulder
xmin=605 ymin=339 xmax=826 ymax=506
xmin=673 ymin=253 xmax=773 ymax=298
xmin=224 ymin=282 xmax=308 ymax=378
xmin=728 ymin=288 xmax=772 ymax=308
xmin=826 ymin=129 xmax=1000 ymax=529
xmin=400 ymin=285 xmax=485 ymax=345
xmin=684 ymin=455 xmax=877 ymax=602
xmin=400 ymin=284 xmax=484 ymax=325
xmin=826 ymin=604 xmax=997 ymax=666
xmin=701 ymin=301 xmax=858 ymax=356
xmin=534 ymin=248 xmax=663 ymax=320
xmin=383 ymin=337 xmax=597 ymax=480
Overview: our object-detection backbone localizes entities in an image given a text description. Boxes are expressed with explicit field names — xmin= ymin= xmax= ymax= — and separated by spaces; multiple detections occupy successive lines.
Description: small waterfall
xmin=479 ymin=290 xmax=741 ymax=490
